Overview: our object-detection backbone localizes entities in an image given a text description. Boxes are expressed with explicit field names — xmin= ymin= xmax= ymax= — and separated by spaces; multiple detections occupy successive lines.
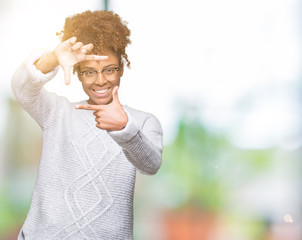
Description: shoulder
xmin=123 ymin=105 xmax=158 ymax=121
xmin=123 ymin=105 xmax=162 ymax=133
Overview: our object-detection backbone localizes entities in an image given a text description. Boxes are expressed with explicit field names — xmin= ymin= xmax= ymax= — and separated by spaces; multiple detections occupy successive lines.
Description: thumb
xmin=112 ymin=86 xmax=120 ymax=103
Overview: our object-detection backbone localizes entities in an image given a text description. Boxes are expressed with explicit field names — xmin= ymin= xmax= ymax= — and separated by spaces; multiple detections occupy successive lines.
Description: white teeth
xmin=95 ymin=89 xmax=108 ymax=94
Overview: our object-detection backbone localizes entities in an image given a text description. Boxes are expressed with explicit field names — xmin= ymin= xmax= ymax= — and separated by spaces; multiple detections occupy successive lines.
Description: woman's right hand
xmin=53 ymin=37 xmax=108 ymax=85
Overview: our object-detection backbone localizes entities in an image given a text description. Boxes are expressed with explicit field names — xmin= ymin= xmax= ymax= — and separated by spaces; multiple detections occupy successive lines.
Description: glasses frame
xmin=79 ymin=67 xmax=121 ymax=81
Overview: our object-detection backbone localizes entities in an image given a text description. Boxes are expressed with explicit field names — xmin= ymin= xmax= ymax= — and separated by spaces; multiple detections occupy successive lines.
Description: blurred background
xmin=1 ymin=0 xmax=302 ymax=239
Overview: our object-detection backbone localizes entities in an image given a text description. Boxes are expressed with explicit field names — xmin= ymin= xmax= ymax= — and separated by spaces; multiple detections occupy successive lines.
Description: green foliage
xmin=236 ymin=149 xmax=274 ymax=172
xmin=0 ymin=188 xmax=27 ymax=237
xmin=158 ymin=113 xmax=274 ymax=212
xmin=159 ymin=116 xmax=230 ymax=212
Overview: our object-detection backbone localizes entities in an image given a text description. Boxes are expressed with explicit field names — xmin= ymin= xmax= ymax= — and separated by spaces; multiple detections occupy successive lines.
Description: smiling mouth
xmin=94 ymin=88 xmax=109 ymax=94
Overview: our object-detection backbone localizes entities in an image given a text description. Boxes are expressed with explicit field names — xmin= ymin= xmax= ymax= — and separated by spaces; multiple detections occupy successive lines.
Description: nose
xmin=94 ymin=72 xmax=107 ymax=85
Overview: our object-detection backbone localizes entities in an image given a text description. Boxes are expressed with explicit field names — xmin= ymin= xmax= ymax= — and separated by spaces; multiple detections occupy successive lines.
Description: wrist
xmin=48 ymin=50 xmax=59 ymax=68
xmin=34 ymin=50 xmax=59 ymax=74
xmin=121 ymin=111 xmax=128 ymax=129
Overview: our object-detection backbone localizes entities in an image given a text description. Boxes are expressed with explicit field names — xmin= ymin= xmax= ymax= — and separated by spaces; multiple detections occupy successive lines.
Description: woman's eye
xmin=85 ymin=71 xmax=96 ymax=76
xmin=104 ymin=68 xmax=115 ymax=74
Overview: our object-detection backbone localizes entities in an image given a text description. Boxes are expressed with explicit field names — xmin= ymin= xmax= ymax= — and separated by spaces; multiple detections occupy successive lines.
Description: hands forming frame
xmin=35 ymin=37 xmax=128 ymax=131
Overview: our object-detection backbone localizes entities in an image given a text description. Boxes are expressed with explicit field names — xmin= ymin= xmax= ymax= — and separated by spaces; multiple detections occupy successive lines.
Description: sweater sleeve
xmin=11 ymin=50 xmax=59 ymax=128
xmin=108 ymin=109 xmax=163 ymax=175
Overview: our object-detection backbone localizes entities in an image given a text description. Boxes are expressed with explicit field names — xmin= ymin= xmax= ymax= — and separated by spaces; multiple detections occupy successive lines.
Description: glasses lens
xmin=81 ymin=68 xmax=120 ymax=82
xmin=103 ymin=68 xmax=119 ymax=81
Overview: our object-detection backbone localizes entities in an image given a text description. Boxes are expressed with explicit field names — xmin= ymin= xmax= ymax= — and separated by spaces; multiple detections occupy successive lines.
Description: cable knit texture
xmin=11 ymin=50 xmax=163 ymax=240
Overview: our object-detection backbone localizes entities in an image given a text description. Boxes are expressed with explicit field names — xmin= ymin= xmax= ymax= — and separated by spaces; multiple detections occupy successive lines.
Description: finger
xmin=95 ymin=116 xmax=101 ymax=123
xmin=71 ymin=42 xmax=84 ymax=51
xmin=93 ymin=111 xmax=101 ymax=117
xmin=67 ymin=36 xmax=77 ymax=45
xmin=63 ymin=66 xmax=72 ymax=85
xmin=62 ymin=37 xmax=77 ymax=49
xmin=81 ymin=43 xmax=94 ymax=53
xmin=96 ymin=122 xmax=103 ymax=129
xmin=84 ymin=55 xmax=108 ymax=61
xmin=75 ymin=104 xmax=101 ymax=110
xmin=112 ymin=86 xmax=120 ymax=103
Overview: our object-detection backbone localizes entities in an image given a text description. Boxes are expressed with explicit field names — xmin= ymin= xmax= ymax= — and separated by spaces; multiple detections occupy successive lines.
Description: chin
xmin=91 ymin=98 xmax=112 ymax=105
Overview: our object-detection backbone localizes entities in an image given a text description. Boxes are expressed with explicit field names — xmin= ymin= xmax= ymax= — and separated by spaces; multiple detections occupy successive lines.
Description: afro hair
xmin=59 ymin=10 xmax=131 ymax=67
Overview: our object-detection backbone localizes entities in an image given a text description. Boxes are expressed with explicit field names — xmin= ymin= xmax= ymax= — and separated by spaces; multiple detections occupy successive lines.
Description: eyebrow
xmin=80 ymin=64 xmax=119 ymax=70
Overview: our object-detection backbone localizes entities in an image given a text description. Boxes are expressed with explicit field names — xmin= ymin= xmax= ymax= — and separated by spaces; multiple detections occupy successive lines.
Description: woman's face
xmin=78 ymin=53 xmax=123 ymax=105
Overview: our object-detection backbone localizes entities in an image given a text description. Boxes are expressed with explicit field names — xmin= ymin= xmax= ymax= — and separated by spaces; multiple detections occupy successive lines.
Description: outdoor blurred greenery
xmin=132 ymin=101 xmax=301 ymax=239
xmin=1 ymin=99 xmax=41 ymax=240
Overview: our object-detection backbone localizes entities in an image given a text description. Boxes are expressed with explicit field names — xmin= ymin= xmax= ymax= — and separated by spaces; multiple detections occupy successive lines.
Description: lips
xmin=91 ymin=87 xmax=111 ymax=99
xmin=94 ymin=88 xmax=109 ymax=94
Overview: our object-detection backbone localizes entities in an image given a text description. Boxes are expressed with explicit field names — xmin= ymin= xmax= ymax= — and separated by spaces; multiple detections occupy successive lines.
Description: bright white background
xmin=1 ymin=0 xmax=301 ymax=149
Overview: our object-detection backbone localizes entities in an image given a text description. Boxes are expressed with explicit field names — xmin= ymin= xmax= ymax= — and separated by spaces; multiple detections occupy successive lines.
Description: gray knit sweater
xmin=11 ymin=51 xmax=163 ymax=240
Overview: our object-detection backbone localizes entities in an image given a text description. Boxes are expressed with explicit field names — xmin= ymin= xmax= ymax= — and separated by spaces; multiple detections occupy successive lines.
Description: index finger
xmin=75 ymin=104 xmax=102 ymax=110
xmin=83 ymin=55 xmax=108 ymax=61
xmin=63 ymin=66 xmax=72 ymax=85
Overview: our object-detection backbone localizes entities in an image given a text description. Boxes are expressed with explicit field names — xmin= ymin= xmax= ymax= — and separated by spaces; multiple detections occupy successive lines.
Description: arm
xmin=75 ymin=89 xmax=163 ymax=175
xmin=11 ymin=49 xmax=60 ymax=127
xmin=11 ymin=37 xmax=108 ymax=126
xmin=108 ymin=111 xmax=163 ymax=175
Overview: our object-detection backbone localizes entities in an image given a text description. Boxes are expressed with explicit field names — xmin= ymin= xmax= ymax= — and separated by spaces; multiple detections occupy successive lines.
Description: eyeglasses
xmin=79 ymin=67 xmax=121 ymax=82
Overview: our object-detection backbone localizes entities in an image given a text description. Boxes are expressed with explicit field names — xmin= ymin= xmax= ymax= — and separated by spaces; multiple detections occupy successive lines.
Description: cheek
xmin=113 ymin=79 xmax=121 ymax=87
xmin=81 ymin=82 xmax=90 ymax=94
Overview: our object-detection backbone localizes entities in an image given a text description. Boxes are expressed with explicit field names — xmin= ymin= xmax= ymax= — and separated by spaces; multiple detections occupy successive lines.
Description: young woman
xmin=11 ymin=10 xmax=163 ymax=240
